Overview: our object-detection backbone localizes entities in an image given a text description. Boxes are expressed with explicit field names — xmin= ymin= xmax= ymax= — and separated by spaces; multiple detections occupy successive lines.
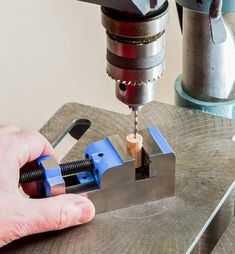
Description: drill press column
xmin=175 ymin=0 xmax=235 ymax=119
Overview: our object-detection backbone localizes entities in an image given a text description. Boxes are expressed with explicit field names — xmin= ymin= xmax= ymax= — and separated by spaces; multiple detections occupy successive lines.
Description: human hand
xmin=0 ymin=125 xmax=95 ymax=247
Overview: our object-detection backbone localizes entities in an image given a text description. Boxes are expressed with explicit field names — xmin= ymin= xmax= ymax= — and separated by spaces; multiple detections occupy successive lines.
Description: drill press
xmin=79 ymin=0 xmax=170 ymax=135
xmin=9 ymin=1 xmax=235 ymax=252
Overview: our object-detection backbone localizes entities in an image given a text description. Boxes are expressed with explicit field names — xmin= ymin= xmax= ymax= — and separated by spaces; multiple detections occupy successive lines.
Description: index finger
xmin=12 ymin=131 xmax=56 ymax=169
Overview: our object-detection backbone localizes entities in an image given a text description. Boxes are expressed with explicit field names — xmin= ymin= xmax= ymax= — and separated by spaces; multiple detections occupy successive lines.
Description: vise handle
xmin=20 ymin=158 xmax=94 ymax=184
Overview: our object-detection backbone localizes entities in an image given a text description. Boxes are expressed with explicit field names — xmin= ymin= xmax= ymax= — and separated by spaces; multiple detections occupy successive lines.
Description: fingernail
xmin=79 ymin=201 xmax=95 ymax=224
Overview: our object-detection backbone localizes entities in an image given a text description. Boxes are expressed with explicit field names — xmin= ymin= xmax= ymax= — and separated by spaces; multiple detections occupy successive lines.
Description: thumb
xmin=22 ymin=194 xmax=95 ymax=236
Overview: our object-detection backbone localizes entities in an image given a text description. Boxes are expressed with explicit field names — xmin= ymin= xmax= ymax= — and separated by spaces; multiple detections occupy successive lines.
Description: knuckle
xmin=18 ymin=130 xmax=46 ymax=143
xmin=19 ymin=130 xmax=39 ymax=137
xmin=56 ymin=205 xmax=69 ymax=230
xmin=25 ymin=130 xmax=41 ymax=138
xmin=30 ymin=131 xmax=47 ymax=143
xmin=30 ymin=130 xmax=41 ymax=136
xmin=7 ymin=125 xmax=21 ymax=132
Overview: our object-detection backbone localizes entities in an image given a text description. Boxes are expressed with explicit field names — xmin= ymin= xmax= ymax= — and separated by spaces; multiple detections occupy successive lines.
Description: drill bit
xmin=134 ymin=111 xmax=138 ymax=139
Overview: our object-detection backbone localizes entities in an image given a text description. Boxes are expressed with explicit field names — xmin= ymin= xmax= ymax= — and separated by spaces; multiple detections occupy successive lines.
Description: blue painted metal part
xmin=148 ymin=127 xmax=173 ymax=154
xmin=80 ymin=128 xmax=174 ymax=189
xmin=76 ymin=171 xmax=95 ymax=184
xmin=175 ymin=76 xmax=235 ymax=119
xmin=176 ymin=0 xmax=235 ymax=13
xmin=85 ymin=138 xmax=123 ymax=188
xmin=37 ymin=155 xmax=65 ymax=198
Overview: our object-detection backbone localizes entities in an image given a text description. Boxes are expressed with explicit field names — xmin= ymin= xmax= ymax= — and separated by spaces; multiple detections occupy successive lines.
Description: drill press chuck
xmin=102 ymin=2 xmax=170 ymax=111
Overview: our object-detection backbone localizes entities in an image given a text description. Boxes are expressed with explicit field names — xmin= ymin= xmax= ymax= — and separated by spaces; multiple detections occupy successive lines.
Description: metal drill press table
xmin=1 ymin=102 xmax=235 ymax=254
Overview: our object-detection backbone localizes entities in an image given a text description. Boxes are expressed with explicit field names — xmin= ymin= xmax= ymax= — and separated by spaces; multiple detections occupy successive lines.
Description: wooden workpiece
xmin=2 ymin=102 xmax=235 ymax=254
xmin=126 ymin=133 xmax=143 ymax=168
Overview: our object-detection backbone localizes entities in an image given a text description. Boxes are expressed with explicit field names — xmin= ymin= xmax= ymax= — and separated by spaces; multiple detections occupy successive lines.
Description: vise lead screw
xmin=20 ymin=159 xmax=94 ymax=184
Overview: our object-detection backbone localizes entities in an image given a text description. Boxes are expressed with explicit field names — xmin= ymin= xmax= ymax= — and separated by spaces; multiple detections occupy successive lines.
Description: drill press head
xmin=102 ymin=1 xmax=170 ymax=111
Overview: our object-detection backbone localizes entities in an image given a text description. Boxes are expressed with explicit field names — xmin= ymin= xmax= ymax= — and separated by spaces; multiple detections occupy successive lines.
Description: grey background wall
xmin=0 ymin=0 xmax=182 ymax=130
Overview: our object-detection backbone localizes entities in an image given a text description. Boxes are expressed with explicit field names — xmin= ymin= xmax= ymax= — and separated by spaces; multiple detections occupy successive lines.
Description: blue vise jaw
xmin=37 ymin=156 xmax=65 ymax=198
xmin=85 ymin=136 xmax=136 ymax=190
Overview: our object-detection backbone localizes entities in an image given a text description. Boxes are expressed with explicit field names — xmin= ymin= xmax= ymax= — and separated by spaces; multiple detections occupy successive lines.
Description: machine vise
xmin=20 ymin=127 xmax=175 ymax=213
